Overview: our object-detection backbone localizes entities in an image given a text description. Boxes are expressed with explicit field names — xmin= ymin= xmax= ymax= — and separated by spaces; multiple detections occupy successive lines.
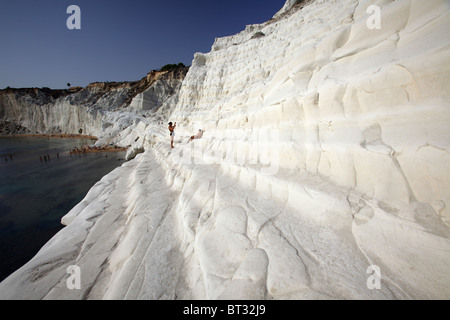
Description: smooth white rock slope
xmin=0 ymin=0 xmax=449 ymax=299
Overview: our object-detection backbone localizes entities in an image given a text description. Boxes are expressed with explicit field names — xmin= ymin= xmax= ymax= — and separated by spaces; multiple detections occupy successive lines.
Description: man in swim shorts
xmin=168 ymin=122 xmax=176 ymax=148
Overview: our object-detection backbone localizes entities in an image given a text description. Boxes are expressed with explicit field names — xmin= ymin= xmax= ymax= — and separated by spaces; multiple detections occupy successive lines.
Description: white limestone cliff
xmin=0 ymin=0 xmax=449 ymax=300
xmin=0 ymin=69 xmax=187 ymax=160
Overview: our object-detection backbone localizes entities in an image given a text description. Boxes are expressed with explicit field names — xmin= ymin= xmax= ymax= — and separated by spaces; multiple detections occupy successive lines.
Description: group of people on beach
xmin=168 ymin=122 xmax=203 ymax=149
xmin=40 ymin=153 xmax=58 ymax=162
xmin=3 ymin=154 xmax=14 ymax=162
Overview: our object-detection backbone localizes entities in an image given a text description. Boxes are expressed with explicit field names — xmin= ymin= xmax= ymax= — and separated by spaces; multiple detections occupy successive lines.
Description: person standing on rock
xmin=168 ymin=122 xmax=176 ymax=148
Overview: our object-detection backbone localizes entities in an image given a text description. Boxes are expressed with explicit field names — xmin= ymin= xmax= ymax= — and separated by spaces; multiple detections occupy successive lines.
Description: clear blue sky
xmin=0 ymin=0 xmax=287 ymax=89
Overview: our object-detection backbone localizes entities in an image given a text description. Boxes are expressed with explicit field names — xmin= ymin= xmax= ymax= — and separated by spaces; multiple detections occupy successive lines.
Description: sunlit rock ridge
xmin=0 ymin=0 xmax=449 ymax=299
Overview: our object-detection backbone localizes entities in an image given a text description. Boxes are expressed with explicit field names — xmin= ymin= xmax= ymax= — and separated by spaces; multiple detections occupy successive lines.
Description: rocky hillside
xmin=0 ymin=66 xmax=189 ymax=138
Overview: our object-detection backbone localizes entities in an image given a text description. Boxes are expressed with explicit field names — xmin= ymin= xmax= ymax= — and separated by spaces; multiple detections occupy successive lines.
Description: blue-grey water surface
xmin=0 ymin=136 xmax=125 ymax=281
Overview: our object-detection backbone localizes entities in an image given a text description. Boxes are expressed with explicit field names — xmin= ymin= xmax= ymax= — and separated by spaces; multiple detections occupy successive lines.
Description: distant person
xmin=189 ymin=129 xmax=204 ymax=142
xmin=168 ymin=122 xmax=176 ymax=148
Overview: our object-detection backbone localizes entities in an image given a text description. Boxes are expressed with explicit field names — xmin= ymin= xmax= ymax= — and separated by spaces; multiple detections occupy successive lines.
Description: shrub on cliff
xmin=251 ymin=31 xmax=265 ymax=39
xmin=160 ymin=63 xmax=186 ymax=72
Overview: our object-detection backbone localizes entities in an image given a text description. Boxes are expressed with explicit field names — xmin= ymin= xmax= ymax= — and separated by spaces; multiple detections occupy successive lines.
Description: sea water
xmin=0 ymin=136 xmax=126 ymax=281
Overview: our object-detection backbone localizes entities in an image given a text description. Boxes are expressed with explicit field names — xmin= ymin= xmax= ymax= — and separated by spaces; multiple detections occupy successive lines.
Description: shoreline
xmin=0 ymin=133 xmax=127 ymax=155
xmin=69 ymin=145 xmax=128 ymax=154
xmin=0 ymin=133 xmax=99 ymax=140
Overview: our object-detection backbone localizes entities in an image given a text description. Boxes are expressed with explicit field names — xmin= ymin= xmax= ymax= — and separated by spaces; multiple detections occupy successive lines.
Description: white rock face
xmin=1 ymin=0 xmax=450 ymax=299
xmin=0 ymin=70 xmax=186 ymax=157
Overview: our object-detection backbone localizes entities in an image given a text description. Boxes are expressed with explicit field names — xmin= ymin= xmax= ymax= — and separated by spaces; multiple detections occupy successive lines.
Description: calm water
xmin=0 ymin=137 xmax=126 ymax=281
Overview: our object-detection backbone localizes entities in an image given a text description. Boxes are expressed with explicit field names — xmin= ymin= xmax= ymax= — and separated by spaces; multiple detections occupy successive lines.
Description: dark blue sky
xmin=0 ymin=0 xmax=287 ymax=89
